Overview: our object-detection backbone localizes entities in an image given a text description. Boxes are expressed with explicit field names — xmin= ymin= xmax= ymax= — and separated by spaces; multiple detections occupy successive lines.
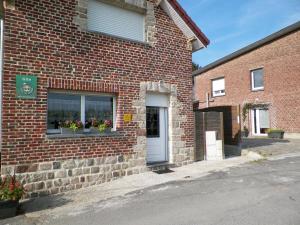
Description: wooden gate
xmin=194 ymin=111 xmax=224 ymax=161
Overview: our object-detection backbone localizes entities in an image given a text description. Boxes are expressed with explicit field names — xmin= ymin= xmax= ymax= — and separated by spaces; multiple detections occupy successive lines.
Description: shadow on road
xmin=241 ymin=138 xmax=290 ymax=149
xmin=19 ymin=194 xmax=72 ymax=215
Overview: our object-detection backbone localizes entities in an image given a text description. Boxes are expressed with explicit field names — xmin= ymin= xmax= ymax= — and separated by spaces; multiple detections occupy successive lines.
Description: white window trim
xmin=47 ymin=91 xmax=117 ymax=133
xmin=251 ymin=109 xmax=268 ymax=136
xmin=251 ymin=69 xmax=264 ymax=91
xmin=212 ymin=77 xmax=225 ymax=97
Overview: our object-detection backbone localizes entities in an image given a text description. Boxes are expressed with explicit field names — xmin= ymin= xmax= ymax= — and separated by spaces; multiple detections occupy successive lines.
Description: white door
xmin=146 ymin=106 xmax=168 ymax=163
xmin=251 ymin=108 xmax=270 ymax=136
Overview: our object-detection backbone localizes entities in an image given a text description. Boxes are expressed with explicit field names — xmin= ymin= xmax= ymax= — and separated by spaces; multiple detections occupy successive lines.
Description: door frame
xmin=251 ymin=108 xmax=268 ymax=136
xmin=145 ymin=93 xmax=169 ymax=163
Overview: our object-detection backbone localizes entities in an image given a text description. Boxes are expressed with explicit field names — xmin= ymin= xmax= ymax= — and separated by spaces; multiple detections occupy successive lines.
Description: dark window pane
xmin=47 ymin=93 xmax=81 ymax=129
xmin=85 ymin=96 xmax=113 ymax=125
xmin=146 ymin=107 xmax=160 ymax=138
xmin=253 ymin=69 xmax=263 ymax=88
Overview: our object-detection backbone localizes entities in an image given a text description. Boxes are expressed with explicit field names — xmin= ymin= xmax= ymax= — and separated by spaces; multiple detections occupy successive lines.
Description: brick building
xmin=193 ymin=22 xmax=300 ymax=139
xmin=0 ymin=0 xmax=209 ymax=197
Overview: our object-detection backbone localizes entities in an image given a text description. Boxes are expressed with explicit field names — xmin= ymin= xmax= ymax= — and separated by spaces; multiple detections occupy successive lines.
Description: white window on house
xmin=212 ymin=77 xmax=225 ymax=97
xmin=251 ymin=68 xmax=264 ymax=90
xmin=87 ymin=0 xmax=145 ymax=42
xmin=47 ymin=92 xmax=116 ymax=134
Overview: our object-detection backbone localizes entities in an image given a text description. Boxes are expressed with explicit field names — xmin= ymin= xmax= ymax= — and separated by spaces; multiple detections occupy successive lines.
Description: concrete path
xmin=50 ymin=155 xmax=299 ymax=225
xmin=3 ymin=152 xmax=299 ymax=225
xmin=0 ymin=153 xmax=263 ymax=225
xmin=1 ymin=139 xmax=299 ymax=225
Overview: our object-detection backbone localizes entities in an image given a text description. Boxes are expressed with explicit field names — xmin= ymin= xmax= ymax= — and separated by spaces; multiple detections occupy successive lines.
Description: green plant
xmin=98 ymin=123 xmax=107 ymax=133
xmin=69 ymin=122 xmax=79 ymax=132
xmin=61 ymin=120 xmax=83 ymax=132
xmin=0 ymin=175 xmax=25 ymax=201
xmin=242 ymin=103 xmax=269 ymax=122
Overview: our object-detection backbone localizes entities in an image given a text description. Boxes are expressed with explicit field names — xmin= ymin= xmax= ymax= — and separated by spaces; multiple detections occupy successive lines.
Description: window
xmin=146 ymin=107 xmax=160 ymax=138
xmin=87 ymin=0 xmax=145 ymax=42
xmin=47 ymin=92 xmax=116 ymax=133
xmin=212 ymin=77 xmax=225 ymax=97
xmin=251 ymin=68 xmax=264 ymax=90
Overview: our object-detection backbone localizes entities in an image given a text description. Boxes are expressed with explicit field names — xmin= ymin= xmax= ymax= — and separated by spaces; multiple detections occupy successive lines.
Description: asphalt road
xmin=29 ymin=155 xmax=299 ymax=225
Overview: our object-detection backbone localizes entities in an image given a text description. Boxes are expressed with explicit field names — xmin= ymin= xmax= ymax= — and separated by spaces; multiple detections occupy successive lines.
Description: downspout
xmin=0 ymin=19 xmax=3 ymax=157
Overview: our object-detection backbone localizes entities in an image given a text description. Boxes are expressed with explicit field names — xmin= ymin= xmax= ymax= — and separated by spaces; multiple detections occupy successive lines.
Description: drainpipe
xmin=0 ymin=19 xmax=3 ymax=155
xmin=206 ymin=92 xmax=209 ymax=108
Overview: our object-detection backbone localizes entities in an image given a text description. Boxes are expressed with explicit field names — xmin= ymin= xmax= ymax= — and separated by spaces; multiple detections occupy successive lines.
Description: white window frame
xmin=212 ymin=77 xmax=225 ymax=97
xmin=47 ymin=91 xmax=117 ymax=134
xmin=251 ymin=68 xmax=264 ymax=91
xmin=251 ymin=108 xmax=269 ymax=136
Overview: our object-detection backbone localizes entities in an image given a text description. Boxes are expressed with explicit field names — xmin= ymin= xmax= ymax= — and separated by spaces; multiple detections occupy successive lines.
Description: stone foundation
xmin=1 ymin=155 xmax=147 ymax=198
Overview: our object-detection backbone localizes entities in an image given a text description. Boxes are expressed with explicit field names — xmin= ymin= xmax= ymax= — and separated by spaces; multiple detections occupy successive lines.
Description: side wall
xmin=1 ymin=0 xmax=195 ymax=197
xmin=195 ymin=30 xmax=300 ymax=135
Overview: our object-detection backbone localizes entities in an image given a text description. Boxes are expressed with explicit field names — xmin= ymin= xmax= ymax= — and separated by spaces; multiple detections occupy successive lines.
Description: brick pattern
xmin=195 ymin=30 xmax=300 ymax=134
xmin=1 ymin=0 xmax=194 ymax=196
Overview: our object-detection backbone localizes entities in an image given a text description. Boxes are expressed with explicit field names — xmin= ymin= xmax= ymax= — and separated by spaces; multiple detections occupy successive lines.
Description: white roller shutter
xmin=212 ymin=78 xmax=225 ymax=96
xmin=87 ymin=0 xmax=145 ymax=42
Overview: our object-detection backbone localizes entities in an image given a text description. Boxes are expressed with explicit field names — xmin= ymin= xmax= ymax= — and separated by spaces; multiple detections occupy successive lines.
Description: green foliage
xmin=242 ymin=103 xmax=269 ymax=122
xmin=192 ymin=62 xmax=200 ymax=71
xmin=98 ymin=123 xmax=107 ymax=133
xmin=69 ymin=122 xmax=79 ymax=132
xmin=0 ymin=175 xmax=25 ymax=201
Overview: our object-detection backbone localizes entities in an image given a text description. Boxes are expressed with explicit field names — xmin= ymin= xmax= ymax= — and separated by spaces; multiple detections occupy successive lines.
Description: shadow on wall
xmin=241 ymin=138 xmax=290 ymax=149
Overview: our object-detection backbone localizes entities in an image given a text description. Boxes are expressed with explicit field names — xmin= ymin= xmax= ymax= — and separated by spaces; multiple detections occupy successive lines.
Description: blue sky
xmin=178 ymin=0 xmax=300 ymax=66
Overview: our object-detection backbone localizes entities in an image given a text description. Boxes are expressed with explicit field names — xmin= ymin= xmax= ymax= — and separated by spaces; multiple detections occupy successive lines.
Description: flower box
xmin=60 ymin=128 xmax=83 ymax=134
xmin=0 ymin=200 xmax=19 ymax=219
xmin=267 ymin=129 xmax=284 ymax=139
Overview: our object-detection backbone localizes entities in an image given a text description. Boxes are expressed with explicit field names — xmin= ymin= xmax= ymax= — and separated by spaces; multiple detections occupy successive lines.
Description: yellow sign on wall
xmin=123 ymin=114 xmax=133 ymax=123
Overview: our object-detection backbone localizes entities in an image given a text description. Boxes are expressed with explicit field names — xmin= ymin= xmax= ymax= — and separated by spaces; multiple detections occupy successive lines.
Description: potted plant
xmin=267 ymin=129 xmax=284 ymax=139
xmin=98 ymin=119 xmax=112 ymax=133
xmin=60 ymin=120 xmax=83 ymax=134
xmin=0 ymin=174 xmax=25 ymax=219
xmin=241 ymin=126 xmax=249 ymax=137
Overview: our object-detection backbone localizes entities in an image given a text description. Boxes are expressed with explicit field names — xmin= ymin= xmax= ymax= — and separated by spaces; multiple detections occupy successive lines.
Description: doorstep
xmin=146 ymin=162 xmax=176 ymax=172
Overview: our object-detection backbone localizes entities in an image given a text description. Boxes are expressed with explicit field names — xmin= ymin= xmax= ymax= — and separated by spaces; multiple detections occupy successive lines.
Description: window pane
xmin=146 ymin=107 xmax=160 ymax=138
xmin=253 ymin=69 xmax=264 ymax=88
xmin=47 ymin=93 xmax=81 ymax=129
xmin=85 ymin=96 xmax=113 ymax=125
xmin=259 ymin=109 xmax=270 ymax=128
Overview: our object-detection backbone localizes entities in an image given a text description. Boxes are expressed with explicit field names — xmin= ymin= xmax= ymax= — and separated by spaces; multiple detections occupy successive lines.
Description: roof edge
xmin=193 ymin=21 xmax=300 ymax=77
xmin=166 ymin=0 xmax=210 ymax=47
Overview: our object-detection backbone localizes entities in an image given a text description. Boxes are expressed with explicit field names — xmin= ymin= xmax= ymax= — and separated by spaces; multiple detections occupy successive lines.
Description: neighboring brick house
xmin=0 ymin=0 xmax=209 ymax=197
xmin=193 ymin=21 xmax=300 ymax=139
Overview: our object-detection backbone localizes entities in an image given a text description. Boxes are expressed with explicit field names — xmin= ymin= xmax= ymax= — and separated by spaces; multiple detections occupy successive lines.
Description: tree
xmin=192 ymin=62 xmax=200 ymax=71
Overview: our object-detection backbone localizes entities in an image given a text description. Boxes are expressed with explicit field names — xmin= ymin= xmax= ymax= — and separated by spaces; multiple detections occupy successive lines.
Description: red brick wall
xmin=194 ymin=30 xmax=300 ymax=134
xmin=1 ymin=0 xmax=193 ymax=166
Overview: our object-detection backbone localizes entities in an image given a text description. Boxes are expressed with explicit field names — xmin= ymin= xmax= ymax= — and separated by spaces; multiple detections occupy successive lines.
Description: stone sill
xmin=46 ymin=131 xmax=122 ymax=139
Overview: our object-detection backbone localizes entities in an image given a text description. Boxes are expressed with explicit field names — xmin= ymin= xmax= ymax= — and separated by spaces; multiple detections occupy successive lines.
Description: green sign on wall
xmin=16 ymin=75 xmax=37 ymax=99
